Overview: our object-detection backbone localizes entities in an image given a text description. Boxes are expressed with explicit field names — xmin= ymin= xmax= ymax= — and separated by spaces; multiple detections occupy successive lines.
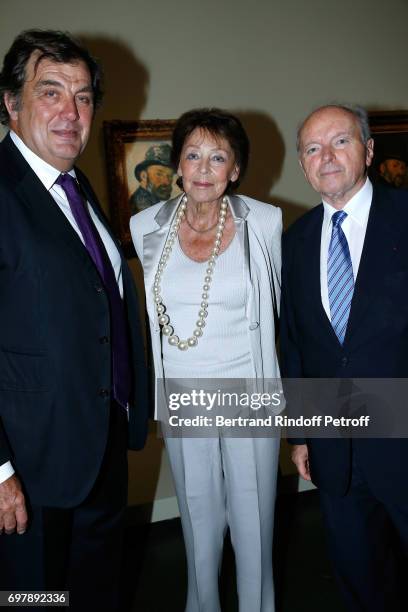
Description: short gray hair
xmin=296 ymin=104 xmax=371 ymax=154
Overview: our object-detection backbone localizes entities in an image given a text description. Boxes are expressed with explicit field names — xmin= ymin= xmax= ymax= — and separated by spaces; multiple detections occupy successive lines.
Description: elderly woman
xmin=130 ymin=109 xmax=282 ymax=612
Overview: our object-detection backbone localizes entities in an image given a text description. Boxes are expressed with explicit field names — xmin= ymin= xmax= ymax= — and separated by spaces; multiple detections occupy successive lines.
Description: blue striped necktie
xmin=327 ymin=211 xmax=354 ymax=344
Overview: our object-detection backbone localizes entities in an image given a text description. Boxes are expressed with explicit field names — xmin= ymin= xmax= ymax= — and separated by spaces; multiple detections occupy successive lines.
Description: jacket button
xmin=99 ymin=388 xmax=110 ymax=398
xmin=249 ymin=322 xmax=259 ymax=330
xmin=341 ymin=357 xmax=348 ymax=367
xmin=94 ymin=283 xmax=104 ymax=293
xmin=99 ymin=336 xmax=109 ymax=344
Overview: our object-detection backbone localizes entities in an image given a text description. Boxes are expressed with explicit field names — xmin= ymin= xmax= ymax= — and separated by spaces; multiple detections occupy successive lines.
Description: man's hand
xmin=0 ymin=474 xmax=28 ymax=535
xmin=291 ymin=444 xmax=311 ymax=481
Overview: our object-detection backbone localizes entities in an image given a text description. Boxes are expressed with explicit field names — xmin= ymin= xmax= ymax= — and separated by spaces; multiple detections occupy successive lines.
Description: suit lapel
xmin=345 ymin=186 xmax=402 ymax=346
xmin=300 ymin=205 xmax=339 ymax=342
xmin=3 ymin=134 xmax=100 ymax=273
xmin=142 ymin=195 xmax=182 ymax=323
xmin=141 ymin=193 xmax=252 ymax=323
xmin=77 ymin=174 xmax=126 ymax=259
xmin=15 ymin=164 xmax=96 ymax=273
xmin=77 ymin=174 xmax=115 ymax=239
xmin=229 ymin=195 xmax=251 ymax=284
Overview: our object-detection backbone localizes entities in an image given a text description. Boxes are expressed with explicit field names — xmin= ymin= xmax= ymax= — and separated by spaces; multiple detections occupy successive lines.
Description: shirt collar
xmin=10 ymin=130 xmax=76 ymax=190
xmin=322 ymin=177 xmax=372 ymax=229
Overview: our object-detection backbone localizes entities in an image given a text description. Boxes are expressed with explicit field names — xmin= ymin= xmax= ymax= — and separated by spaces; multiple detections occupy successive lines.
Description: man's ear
xmin=4 ymin=92 xmax=19 ymax=121
xmin=366 ymin=138 xmax=374 ymax=168
xmin=139 ymin=169 xmax=148 ymax=188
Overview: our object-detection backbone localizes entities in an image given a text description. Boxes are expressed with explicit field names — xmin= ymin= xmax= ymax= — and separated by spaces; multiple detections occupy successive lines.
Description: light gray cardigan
xmin=130 ymin=194 xmax=282 ymax=417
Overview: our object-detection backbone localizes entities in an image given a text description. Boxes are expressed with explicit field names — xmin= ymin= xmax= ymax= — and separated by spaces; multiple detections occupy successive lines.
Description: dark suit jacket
xmin=280 ymin=183 xmax=408 ymax=501
xmin=0 ymin=134 xmax=149 ymax=508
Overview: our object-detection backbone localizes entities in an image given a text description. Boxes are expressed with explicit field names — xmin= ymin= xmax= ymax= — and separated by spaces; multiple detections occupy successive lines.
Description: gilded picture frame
xmin=104 ymin=120 xmax=180 ymax=258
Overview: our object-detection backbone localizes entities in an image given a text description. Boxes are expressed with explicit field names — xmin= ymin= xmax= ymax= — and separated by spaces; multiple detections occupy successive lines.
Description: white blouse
xmin=161 ymin=234 xmax=254 ymax=379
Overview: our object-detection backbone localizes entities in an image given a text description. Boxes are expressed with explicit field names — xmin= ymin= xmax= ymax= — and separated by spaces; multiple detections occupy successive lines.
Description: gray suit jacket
xmin=130 ymin=194 xmax=282 ymax=417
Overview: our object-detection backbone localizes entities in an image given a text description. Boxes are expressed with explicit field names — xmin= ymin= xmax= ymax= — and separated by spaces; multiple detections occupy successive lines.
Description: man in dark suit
xmin=281 ymin=104 xmax=407 ymax=611
xmin=0 ymin=30 xmax=148 ymax=610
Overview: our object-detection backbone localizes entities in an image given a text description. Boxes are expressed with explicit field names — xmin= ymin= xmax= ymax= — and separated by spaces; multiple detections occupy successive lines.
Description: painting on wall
xmin=368 ymin=110 xmax=408 ymax=190
xmin=104 ymin=120 xmax=180 ymax=257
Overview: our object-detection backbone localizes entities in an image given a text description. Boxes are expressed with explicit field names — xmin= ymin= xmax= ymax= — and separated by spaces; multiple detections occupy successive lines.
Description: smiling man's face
xmin=5 ymin=52 xmax=94 ymax=171
xmin=298 ymin=107 xmax=374 ymax=209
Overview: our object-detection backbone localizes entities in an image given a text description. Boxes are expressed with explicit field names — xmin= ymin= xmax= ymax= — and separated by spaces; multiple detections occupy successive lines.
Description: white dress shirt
xmin=161 ymin=235 xmax=253 ymax=379
xmin=320 ymin=178 xmax=373 ymax=319
xmin=0 ymin=131 xmax=123 ymax=484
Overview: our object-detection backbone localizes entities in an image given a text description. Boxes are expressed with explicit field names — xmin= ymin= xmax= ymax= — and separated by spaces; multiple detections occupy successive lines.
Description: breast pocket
xmin=384 ymin=267 xmax=408 ymax=285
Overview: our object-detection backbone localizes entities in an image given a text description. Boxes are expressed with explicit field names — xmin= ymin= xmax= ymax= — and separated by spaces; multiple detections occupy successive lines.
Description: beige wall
xmin=1 ymin=0 xmax=407 ymax=220
xmin=1 ymin=0 xmax=407 ymax=516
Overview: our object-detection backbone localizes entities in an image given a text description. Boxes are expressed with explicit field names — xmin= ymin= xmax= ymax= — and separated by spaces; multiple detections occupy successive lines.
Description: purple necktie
xmin=56 ymin=173 xmax=131 ymax=409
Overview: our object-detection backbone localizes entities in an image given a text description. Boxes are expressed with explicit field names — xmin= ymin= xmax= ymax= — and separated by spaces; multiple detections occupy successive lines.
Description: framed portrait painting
xmin=104 ymin=120 xmax=181 ymax=257
xmin=368 ymin=110 xmax=408 ymax=190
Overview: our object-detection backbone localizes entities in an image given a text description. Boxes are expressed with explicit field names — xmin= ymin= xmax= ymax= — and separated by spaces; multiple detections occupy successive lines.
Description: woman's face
xmin=177 ymin=128 xmax=239 ymax=206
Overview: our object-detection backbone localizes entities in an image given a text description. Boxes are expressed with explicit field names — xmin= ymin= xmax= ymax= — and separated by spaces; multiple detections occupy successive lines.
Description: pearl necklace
xmin=153 ymin=194 xmax=228 ymax=351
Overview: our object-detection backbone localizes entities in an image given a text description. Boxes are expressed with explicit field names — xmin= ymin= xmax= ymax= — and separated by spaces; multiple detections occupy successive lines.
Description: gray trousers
xmin=165 ymin=435 xmax=280 ymax=612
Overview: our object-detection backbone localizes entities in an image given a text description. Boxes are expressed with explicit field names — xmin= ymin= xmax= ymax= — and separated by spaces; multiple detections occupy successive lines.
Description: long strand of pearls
xmin=153 ymin=194 xmax=228 ymax=351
